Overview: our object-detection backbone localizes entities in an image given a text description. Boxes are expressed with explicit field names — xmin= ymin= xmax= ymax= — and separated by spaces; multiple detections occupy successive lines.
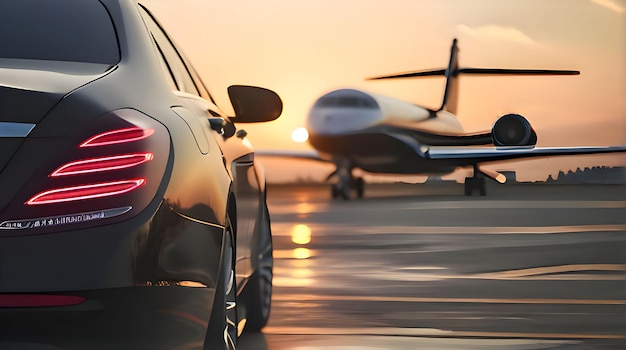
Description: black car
xmin=0 ymin=0 xmax=279 ymax=349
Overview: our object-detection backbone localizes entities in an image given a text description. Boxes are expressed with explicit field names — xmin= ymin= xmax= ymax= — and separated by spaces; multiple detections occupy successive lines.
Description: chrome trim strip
xmin=0 ymin=206 xmax=132 ymax=230
xmin=0 ymin=122 xmax=36 ymax=137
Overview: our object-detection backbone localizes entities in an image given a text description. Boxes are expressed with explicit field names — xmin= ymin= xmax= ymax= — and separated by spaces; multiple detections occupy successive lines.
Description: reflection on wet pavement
xmin=238 ymin=331 xmax=590 ymax=350
xmin=248 ymin=183 xmax=626 ymax=349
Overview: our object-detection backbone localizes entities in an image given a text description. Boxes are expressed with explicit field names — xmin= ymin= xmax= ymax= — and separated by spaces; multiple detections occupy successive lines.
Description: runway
xmin=239 ymin=182 xmax=626 ymax=350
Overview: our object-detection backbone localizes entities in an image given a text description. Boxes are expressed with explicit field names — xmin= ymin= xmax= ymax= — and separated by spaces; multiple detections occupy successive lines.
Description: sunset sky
xmin=142 ymin=0 xmax=625 ymax=182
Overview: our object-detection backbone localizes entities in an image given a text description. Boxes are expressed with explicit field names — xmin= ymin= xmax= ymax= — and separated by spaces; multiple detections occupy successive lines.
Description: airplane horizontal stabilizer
xmin=458 ymin=68 xmax=580 ymax=76
xmin=366 ymin=69 xmax=446 ymax=80
xmin=366 ymin=39 xmax=581 ymax=115
xmin=367 ymin=68 xmax=579 ymax=80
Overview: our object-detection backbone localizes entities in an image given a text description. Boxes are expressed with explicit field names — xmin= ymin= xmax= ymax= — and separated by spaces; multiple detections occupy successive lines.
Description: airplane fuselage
xmin=306 ymin=88 xmax=491 ymax=174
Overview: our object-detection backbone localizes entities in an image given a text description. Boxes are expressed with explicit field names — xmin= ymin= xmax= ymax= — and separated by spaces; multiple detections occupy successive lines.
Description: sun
xmin=291 ymin=127 xmax=309 ymax=143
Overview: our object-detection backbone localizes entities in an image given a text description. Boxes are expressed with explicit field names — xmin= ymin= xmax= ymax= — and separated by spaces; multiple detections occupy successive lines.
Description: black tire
xmin=331 ymin=183 xmax=350 ymax=200
xmin=204 ymin=223 xmax=237 ymax=350
xmin=338 ymin=182 xmax=350 ymax=200
xmin=331 ymin=184 xmax=339 ymax=199
xmin=355 ymin=177 xmax=365 ymax=198
xmin=243 ymin=203 xmax=274 ymax=331
xmin=464 ymin=177 xmax=473 ymax=196
xmin=479 ymin=177 xmax=486 ymax=196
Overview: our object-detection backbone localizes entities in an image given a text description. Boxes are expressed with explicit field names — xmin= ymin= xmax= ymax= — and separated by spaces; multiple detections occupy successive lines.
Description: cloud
xmin=457 ymin=24 xmax=535 ymax=45
xmin=590 ymin=0 xmax=625 ymax=13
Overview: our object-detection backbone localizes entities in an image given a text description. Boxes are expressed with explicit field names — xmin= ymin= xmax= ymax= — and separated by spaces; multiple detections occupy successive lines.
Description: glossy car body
xmin=0 ymin=0 xmax=279 ymax=349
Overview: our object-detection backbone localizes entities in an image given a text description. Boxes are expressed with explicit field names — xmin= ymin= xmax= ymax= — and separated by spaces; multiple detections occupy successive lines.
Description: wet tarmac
xmin=239 ymin=182 xmax=626 ymax=350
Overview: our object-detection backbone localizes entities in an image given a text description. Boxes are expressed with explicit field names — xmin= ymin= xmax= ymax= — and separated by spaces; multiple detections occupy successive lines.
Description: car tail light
xmin=25 ymin=125 xmax=155 ymax=206
xmin=26 ymin=179 xmax=146 ymax=205
xmin=50 ymin=153 xmax=154 ymax=177
xmin=0 ymin=294 xmax=86 ymax=308
xmin=4 ymin=109 xmax=171 ymax=232
xmin=80 ymin=127 xmax=155 ymax=147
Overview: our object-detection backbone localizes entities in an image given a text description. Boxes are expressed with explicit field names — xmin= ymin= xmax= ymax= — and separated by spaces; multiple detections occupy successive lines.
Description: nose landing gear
xmin=329 ymin=160 xmax=365 ymax=200
xmin=331 ymin=177 xmax=365 ymax=200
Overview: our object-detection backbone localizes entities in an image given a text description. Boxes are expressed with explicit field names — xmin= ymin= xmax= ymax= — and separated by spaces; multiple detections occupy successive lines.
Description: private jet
xmin=268 ymin=39 xmax=626 ymax=198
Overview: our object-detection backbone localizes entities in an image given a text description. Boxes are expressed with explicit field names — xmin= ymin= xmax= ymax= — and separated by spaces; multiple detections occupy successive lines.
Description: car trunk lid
xmin=0 ymin=62 xmax=112 ymax=173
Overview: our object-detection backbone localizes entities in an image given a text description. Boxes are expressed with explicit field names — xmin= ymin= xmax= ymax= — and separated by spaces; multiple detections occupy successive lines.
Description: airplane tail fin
xmin=440 ymin=38 xmax=460 ymax=114
xmin=367 ymin=38 xmax=579 ymax=115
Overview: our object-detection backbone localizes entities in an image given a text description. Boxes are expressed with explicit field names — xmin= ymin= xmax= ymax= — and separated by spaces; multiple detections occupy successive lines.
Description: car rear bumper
xmin=0 ymin=199 xmax=225 ymax=349
xmin=0 ymin=199 xmax=224 ymax=292
xmin=0 ymin=285 xmax=215 ymax=349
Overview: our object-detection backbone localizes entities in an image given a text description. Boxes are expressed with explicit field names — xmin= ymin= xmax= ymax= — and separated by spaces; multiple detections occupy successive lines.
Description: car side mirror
xmin=208 ymin=117 xmax=225 ymax=133
xmin=222 ymin=121 xmax=236 ymax=138
xmin=227 ymin=85 xmax=282 ymax=123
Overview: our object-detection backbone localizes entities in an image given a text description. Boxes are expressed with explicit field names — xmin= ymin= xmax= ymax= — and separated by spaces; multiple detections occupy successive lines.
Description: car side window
xmin=138 ymin=6 xmax=200 ymax=96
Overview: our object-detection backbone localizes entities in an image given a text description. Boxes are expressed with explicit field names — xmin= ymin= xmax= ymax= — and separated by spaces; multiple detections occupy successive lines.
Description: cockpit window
xmin=315 ymin=94 xmax=378 ymax=108
xmin=0 ymin=0 xmax=120 ymax=65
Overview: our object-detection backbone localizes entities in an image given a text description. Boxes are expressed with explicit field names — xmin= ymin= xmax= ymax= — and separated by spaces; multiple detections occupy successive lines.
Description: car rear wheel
xmin=205 ymin=223 xmax=237 ymax=350
xmin=243 ymin=202 xmax=273 ymax=331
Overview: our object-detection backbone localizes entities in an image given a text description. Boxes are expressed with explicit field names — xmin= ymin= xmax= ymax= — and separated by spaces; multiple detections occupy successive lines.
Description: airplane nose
xmin=307 ymin=109 xmax=384 ymax=136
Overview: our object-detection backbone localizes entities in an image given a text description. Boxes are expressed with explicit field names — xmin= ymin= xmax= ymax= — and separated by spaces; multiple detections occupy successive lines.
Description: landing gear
xmin=331 ymin=183 xmax=347 ymax=200
xmin=329 ymin=159 xmax=365 ymax=200
xmin=331 ymin=176 xmax=365 ymax=200
xmin=355 ymin=177 xmax=365 ymax=198
xmin=464 ymin=164 xmax=486 ymax=196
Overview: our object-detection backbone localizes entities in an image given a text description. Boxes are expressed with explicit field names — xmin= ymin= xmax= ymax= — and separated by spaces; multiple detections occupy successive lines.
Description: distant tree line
xmin=545 ymin=166 xmax=626 ymax=184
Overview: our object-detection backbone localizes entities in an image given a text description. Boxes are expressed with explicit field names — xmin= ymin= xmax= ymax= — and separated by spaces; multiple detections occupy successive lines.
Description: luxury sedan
xmin=0 ymin=0 xmax=279 ymax=349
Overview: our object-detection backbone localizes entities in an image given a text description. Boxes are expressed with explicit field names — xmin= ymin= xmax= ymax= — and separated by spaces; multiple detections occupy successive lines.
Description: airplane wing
xmin=423 ymin=145 xmax=626 ymax=163
xmin=256 ymin=143 xmax=626 ymax=167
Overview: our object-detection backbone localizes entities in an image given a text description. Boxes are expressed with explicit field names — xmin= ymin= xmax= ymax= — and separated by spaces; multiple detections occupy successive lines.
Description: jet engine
xmin=491 ymin=113 xmax=537 ymax=146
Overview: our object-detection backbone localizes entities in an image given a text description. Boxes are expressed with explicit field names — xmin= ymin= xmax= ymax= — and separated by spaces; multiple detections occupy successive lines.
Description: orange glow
xmin=291 ymin=224 xmax=312 ymax=245
xmin=142 ymin=0 xmax=626 ymax=182
xmin=293 ymin=247 xmax=312 ymax=260
xmin=291 ymin=127 xmax=309 ymax=143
